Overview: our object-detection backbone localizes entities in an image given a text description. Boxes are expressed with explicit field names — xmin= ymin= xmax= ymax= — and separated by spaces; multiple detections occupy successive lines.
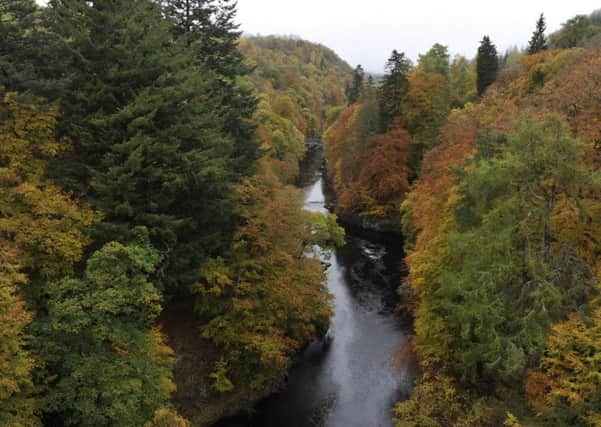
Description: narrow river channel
xmin=219 ymin=147 xmax=414 ymax=427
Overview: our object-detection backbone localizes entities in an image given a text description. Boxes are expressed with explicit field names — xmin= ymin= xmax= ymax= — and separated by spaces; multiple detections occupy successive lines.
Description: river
xmin=217 ymin=147 xmax=414 ymax=427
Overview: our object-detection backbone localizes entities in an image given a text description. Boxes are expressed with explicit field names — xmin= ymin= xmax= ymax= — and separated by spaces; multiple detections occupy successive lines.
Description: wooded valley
xmin=1 ymin=1 xmax=601 ymax=426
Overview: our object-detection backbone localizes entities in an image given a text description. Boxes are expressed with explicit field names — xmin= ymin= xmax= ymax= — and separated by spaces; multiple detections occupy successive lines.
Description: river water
xmin=218 ymin=148 xmax=414 ymax=427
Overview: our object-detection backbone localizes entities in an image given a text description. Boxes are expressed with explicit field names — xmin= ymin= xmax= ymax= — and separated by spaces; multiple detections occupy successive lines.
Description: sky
xmin=35 ymin=0 xmax=600 ymax=73
xmin=236 ymin=0 xmax=600 ymax=72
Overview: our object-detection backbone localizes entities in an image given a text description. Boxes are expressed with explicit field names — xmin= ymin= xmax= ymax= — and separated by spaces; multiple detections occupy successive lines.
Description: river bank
xmin=215 ymin=146 xmax=415 ymax=427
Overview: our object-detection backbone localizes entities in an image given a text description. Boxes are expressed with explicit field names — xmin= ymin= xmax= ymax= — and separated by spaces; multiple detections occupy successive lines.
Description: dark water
xmin=218 ymin=148 xmax=414 ymax=427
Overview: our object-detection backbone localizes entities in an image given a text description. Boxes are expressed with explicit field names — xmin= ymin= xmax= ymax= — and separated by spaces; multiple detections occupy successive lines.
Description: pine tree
xmin=378 ymin=50 xmax=412 ymax=132
xmin=476 ymin=35 xmax=498 ymax=96
xmin=346 ymin=64 xmax=365 ymax=104
xmin=528 ymin=13 xmax=548 ymax=54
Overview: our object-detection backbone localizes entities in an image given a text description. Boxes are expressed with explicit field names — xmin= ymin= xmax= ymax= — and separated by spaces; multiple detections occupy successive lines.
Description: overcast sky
xmin=36 ymin=0 xmax=600 ymax=72
xmin=236 ymin=0 xmax=600 ymax=72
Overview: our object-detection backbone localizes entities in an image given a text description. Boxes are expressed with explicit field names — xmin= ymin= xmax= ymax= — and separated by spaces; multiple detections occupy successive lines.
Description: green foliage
xmin=528 ymin=14 xmax=548 ymax=54
xmin=347 ymin=64 xmax=365 ymax=104
xmin=45 ymin=0 xmax=249 ymax=289
xmin=417 ymin=43 xmax=450 ymax=76
xmin=0 ymin=0 xmax=66 ymax=100
xmin=393 ymin=374 xmax=505 ymax=427
xmin=449 ymin=56 xmax=477 ymax=108
xmin=379 ymin=50 xmax=412 ymax=132
xmin=160 ymin=0 xmax=260 ymax=178
xmin=35 ymin=235 xmax=175 ymax=427
xmin=550 ymin=14 xmax=601 ymax=48
xmin=476 ymin=36 xmax=498 ymax=96
xmin=418 ymin=115 xmax=597 ymax=387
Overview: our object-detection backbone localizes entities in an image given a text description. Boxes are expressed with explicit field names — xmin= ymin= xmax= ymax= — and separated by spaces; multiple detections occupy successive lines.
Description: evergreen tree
xmin=0 ymin=0 xmax=67 ymax=99
xmin=528 ymin=13 xmax=548 ymax=54
xmin=476 ymin=35 xmax=498 ymax=96
xmin=160 ymin=0 xmax=260 ymax=178
xmin=378 ymin=50 xmax=412 ymax=132
xmin=346 ymin=64 xmax=365 ymax=104
xmin=46 ymin=0 xmax=245 ymax=289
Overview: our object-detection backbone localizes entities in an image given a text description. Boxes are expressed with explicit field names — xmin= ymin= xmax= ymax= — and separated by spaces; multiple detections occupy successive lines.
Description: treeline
xmin=0 ymin=1 xmax=344 ymax=425
xmin=324 ymin=45 xmax=477 ymax=229
xmin=391 ymin=11 xmax=601 ymax=427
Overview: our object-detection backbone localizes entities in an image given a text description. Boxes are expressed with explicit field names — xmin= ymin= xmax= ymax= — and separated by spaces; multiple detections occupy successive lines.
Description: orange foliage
xmin=354 ymin=126 xmax=412 ymax=217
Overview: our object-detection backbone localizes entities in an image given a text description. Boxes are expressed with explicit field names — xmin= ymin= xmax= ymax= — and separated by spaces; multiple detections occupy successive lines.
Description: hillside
xmin=240 ymin=35 xmax=352 ymax=181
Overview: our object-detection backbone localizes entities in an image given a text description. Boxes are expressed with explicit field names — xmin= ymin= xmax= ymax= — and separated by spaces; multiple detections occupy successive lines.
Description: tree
xmin=476 ymin=36 xmax=498 ymax=96
xmin=526 ymin=306 xmax=601 ymax=426
xmin=415 ymin=114 xmax=597 ymax=387
xmin=0 ymin=0 xmax=66 ymax=99
xmin=160 ymin=0 xmax=260 ymax=178
xmin=193 ymin=166 xmax=344 ymax=390
xmin=378 ymin=50 xmax=412 ymax=132
xmin=36 ymin=234 xmax=175 ymax=427
xmin=0 ymin=240 xmax=37 ymax=426
xmin=346 ymin=64 xmax=365 ymax=104
xmin=449 ymin=55 xmax=476 ymax=108
xmin=354 ymin=126 xmax=413 ymax=217
xmin=0 ymin=93 xmax=94 ymax=282
xmin=45 ymin=0 xmax=248 ymax=289
xmin=528 ymin=14 xmax=548 ymax=54
xmin=417 ymin=43 xmax=450 ymax=76
xmin=550 ymin=15 xmax=600 ymax=48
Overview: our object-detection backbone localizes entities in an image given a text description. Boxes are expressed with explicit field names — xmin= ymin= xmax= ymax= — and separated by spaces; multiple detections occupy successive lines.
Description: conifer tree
xmin=476 ymin=35 xmax=498 ymax=96
xmin=346 ymin=64 xmax=365 ymax=104
xmin=45 ymin=0 xmax=245 ymax=288
xmin=378 ymin=50 xmax=412 ymax=132
xmin=0 ymin=0 xmax=66 ymax=99
xmin=160 ymin=0 xmax=260 ymax=178
xmin=528 ymin=13 xmax=548 ymax=54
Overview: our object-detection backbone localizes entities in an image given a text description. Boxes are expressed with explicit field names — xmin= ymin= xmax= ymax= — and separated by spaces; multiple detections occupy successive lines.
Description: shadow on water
xmin=216 ymin=146 xmax=415 ymax=427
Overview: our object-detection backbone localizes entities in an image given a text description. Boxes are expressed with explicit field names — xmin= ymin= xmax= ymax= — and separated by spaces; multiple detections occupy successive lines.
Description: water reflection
xmin=218 ymin=149 xmax=414 ymax=427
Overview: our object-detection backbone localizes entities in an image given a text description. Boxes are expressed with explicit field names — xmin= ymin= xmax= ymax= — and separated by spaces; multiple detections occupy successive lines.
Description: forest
xmin=1 ymin=0 xmax=601 ymax=426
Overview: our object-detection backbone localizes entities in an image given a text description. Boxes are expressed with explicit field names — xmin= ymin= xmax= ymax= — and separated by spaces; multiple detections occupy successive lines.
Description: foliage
xmin=193 ymin=165 xmax=344 ymax=390
xmin=476 ymin=35 xmax=498 ymax=96
xmin=160 ymin=0 xmax=260 ymax=179
xmin=549 ymin=14 xmax=601 ymax=49
xmin=0 ymin=94 xmax=94 ymax=281
xmin=0 ymin=240 xmax=37 ymax=426
xmin=393 ymin=374 xmax=505 ymax=427
xmin=45 ymin=0 xmax=248 ymax=290
xmin=449 ymin=55 xmax=477 ymax=108
xmin=379 ymin=50 xmax=412 ymax=132
xmin=145 ymin=407 xmax=191 ymax=427
xmin=35 ymin=236 xmax=175 ymax=427
xmin=347 ymin=64 xmax=365 ymax=104
xmin=0 ymin=0 xmax=66 ymax=99
xmin=402 ymin=33 xmax=601 ymax=424
xmin=528 ymin=14 xmax=548 ymax=54
xmin=240 ymin=36 xmax=351 ymax=181
xmin=526 ymin=305 xmax=601 ymax=426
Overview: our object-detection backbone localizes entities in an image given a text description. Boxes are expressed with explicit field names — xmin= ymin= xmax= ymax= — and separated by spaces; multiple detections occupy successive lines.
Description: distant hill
xmin=240 ymin=35 xmax=352 ymax=181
